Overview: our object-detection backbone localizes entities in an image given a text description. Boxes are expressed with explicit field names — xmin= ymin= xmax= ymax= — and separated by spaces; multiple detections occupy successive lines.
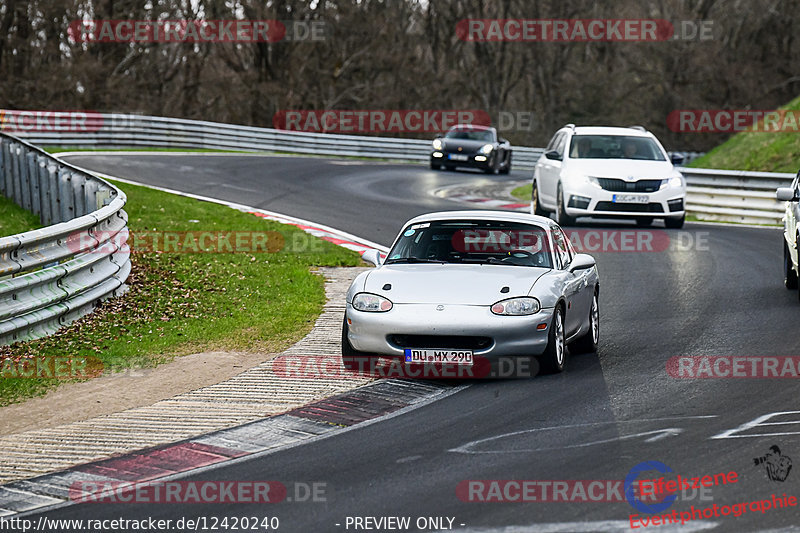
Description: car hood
xmin=565 ymin=159 xmax=674 ymax=178
xmin=363 ymin=264 xmax=550 ymax=305
xmin=443 ymin=139 xmax=489 ymax=152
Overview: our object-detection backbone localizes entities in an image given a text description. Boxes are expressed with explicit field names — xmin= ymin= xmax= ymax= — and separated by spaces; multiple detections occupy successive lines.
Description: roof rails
xmin=628 ymin=125 xmax=647 ymax=132
xmin=564 ymin=123 xmax=576 ymax=130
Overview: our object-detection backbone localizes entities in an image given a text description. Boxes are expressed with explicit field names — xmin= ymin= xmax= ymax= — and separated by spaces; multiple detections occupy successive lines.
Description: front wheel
xmin=539 ymin=306 xmax=567 ymax=373
xmin=499 ymin=154 xmax=512 ymax=175
xmin=531 ymin=181 xmax=548 ymax=216
xmin=556 ymin=183 xmax=576 ymax=226
xmin=569 ymin=291 xmax=599 ymax=354
xmin=430 ymin=161 xmax=441 ymax=170
xmin=784 ymin=241 xmax=798 ymax=289
xmin=664 ymin=214 xmax=685 ymax=229
xmin=341 ymin=317 xmax=370 ymax=372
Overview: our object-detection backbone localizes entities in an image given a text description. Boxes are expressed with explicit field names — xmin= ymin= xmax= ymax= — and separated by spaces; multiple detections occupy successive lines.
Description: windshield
xmin=569 ymin=135 xmax=666 ymax=161
xmin=386 ymin=220 xmax=553 ymax=268
xmin=445 ymin=128 xmax=494 ymax=142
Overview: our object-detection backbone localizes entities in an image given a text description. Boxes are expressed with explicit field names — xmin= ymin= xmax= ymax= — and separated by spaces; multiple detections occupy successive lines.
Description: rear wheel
xmin=665 ymin=214 xmax=685 ymax=229
xmin=341 ymin=317 xmax=370 ymax=372
xmin=569 ymin=291 xmax=599 ymax=354
xmin=784 ymin=241 xmax=798 ymax=289
xmin=635 ymin=217 xmax=653 ymax=227
xmin=531 ymin=181 xmax=548 ymax=216
xmin=556 ymin=183 xmax=576 ymax=226
xmin=539 ymin=305 xmax=567 ymax=373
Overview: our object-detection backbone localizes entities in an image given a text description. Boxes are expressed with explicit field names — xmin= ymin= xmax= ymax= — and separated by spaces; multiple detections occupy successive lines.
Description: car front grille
xmin=596 ymin=178 xmax=663 ymax=193
xmin=388 ymin=334 xmax=493 ymax=350
xmin=594 ymin=201 xmax=664 ymax=213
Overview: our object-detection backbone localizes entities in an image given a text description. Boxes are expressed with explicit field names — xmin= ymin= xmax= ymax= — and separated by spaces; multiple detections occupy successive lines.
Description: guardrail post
xmin=10 ymin=144 xmax=22 ymax=205
xmin=26 ymin=152 xmax=40 ymax=218
xmin=57 ymin=168 xmax=74 ymax=222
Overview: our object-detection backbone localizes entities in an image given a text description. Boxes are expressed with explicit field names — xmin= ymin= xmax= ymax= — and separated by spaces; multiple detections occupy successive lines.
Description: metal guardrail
xmin=1 ymin=111 xmax=785 ymax=224
xmin=0 ymin=132 xmax=130 ymax=346
xmin=678 ymin=167 xmax=794 ymax=225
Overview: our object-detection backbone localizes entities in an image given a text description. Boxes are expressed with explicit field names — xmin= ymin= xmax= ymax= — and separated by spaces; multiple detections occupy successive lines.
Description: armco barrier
xmin=1 ymin=111 xmax=786 ymax=224
xmin=0 ymin=132 xmax=130 ymax=346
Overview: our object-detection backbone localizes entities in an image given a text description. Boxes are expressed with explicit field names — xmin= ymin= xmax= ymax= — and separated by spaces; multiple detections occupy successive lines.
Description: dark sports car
xmin=430 ymin=124 xmax=512 ymax=174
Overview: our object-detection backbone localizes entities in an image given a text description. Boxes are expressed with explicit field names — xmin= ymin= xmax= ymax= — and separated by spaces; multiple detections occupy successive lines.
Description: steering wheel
xmin=501 ymin=249 xmax=536 ymax=264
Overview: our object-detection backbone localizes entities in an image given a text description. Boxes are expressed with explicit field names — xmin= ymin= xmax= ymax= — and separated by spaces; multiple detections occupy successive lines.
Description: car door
xmin=552 ymin=226 xmax=584 ymax=337
xmin=537 ymin=132 xmax=565 ymax=207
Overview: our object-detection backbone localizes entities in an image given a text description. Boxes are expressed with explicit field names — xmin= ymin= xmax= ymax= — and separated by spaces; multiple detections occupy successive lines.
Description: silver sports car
xmin=342 ymin=211 xmax=599 ymax=374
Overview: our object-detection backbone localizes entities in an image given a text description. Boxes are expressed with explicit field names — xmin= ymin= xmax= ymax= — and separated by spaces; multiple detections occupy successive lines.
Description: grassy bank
xmin=511 ymin=183 xmax=531 ymax=203
xmin=0 ymin=195 xmax=42 ymax=236
xmin=689 ymin=95 xmax=800 ymax=172
xmin=0 ymin=179 xmax=361 ymax=406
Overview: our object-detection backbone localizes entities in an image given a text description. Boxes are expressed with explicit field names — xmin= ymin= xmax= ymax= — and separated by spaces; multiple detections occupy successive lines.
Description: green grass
xmin=0 ymin=194 xmax=42 ymax=235
xmin=511 ymin=183 xmax=531 ymax=203
xmin=689 ymin=95 xmax=800 ymax=172
xmin=0 ymin=179 xmax=361 ymax=406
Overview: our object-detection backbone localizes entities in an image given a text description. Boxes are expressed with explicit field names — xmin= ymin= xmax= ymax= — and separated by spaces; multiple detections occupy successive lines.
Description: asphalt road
xmin=41 ymin=153 xmax=800 ymax=532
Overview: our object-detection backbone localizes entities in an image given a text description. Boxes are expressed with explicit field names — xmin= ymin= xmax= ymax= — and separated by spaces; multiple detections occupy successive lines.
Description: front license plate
xmin=448 ymin=154 xmax=469 ymax=161
xmin=404 ymin=349 xmax=473 ymax=365
xmin=612 ymin=194 xmax=649 ymax=204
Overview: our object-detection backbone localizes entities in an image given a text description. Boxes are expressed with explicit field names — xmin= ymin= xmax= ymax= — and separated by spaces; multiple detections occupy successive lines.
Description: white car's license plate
xmin=404 ymin=349 xmax=473 ymax=365
xmin=612 ymin=194 xmax=649 ymax=204
xmin=448 ymin=154 xmax=469 ymax=161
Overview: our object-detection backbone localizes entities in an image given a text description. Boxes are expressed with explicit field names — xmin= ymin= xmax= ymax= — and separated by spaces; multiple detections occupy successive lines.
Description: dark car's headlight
xmin=353 ymin=292 xmax=393 ymax=312
xmin=491 ymin=297 xmax=540 ymax=316
xmin=432 ymin=139 xmax=443 ymax=150
xmin=480 ymin=143 xmax=494 ymax=154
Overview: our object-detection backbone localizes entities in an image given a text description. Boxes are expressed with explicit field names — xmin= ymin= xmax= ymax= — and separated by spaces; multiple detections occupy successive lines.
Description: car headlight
xmin=480 ymin=144 xmax=494 ymax=154
xmin=661 ymin=176 xmax=684 ymax=189
xmin=491 ymin=297 xmax=541 ymax=316
xmin=432 ymin=139 xmax=443 ymax=150
xmin=352 ymin=292 xmax=393 ymax=312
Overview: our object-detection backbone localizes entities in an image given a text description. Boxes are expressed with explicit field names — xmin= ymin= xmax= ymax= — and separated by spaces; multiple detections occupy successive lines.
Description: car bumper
xmin=345 ymin=302 xmax=554 ymax=358
xmin=431 ymin=152 xmax=493 ymax=169
xmin=561 ymin=184 xmax=686 ymax=218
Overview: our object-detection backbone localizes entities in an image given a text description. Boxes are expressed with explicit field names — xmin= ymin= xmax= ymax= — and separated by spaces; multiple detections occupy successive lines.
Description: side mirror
xmin=499 ymin=137 xmax=508 ymax=144
xmin=544 ymin=150 xmax=562 ymax=161
xmin=777 ymin=187 xmax=798 ymax=202
xmin=670 ymin=153 xmax=685 ymax=166
xmin=361 ymin=249 xmax=382 ymax=266
xmin=568 ymin=253 xmax=596 ymax=272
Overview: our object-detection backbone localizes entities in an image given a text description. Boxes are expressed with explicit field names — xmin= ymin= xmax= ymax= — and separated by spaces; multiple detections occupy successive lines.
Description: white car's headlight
xmin=353 ymin=292 xmax=393 ymax=312
xmin=480 ymin=144 xmax=494 ymax=154
xmin=661 ymin=175 xmax=684 ymax=189
xmin=432 ymin=139 xmax=443 ymax=150
xmin=491 ymin=297 xmax=541 ymax=316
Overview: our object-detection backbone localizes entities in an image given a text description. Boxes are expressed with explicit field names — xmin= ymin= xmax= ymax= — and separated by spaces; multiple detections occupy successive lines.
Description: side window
xmin=545 ymin=132 xmax=561 ymax=152
xmin=551 ymin=227 xmax=573 ymax=269
xmin=554 ymin=133 xmax=568 ymax=158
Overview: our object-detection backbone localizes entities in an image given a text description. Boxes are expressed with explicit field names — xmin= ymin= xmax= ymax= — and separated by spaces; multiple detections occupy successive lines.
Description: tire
xmin=783 ymin=241 xmax=797 ymax=290
xmin=341 ymin=317 xmax=370 ymax=372
xmin=499 ymin=154 xmax=512 ymax=175
xmin=569 ymin=290 xmax=599 ymax=354
xmin=556 ymin=183 xmax=576 ymax=226
xmin=483 ymin=154 xmax=497 ymax=174
xmin=664 ymin=214 xmax=685 ymax=229
xmin=539 ymin=305 xmax=567 ymax=373
xmin=785 ymin=240 xmax=798 ymax=290
xmin=430 ymin=161 xmax=441 ymax=170
xmin=444 ymin=164 xmax=455 ymax=171
xmin=635 ymin=217 xmax=654 ymax=227
xmin=531 ymin=181 xmax=548 ymax=216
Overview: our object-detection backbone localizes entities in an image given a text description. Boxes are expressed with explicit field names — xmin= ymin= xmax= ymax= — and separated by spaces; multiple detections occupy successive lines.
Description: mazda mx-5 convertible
xmin=342 ymin=211 xmax=599 ymax=374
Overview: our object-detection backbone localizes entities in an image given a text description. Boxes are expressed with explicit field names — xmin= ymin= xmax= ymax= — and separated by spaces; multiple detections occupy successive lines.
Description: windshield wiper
xmin=460 ymin=257 xmax=514 ymax=266
xmin=384 ymin=257 xmax=445 ymax=264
